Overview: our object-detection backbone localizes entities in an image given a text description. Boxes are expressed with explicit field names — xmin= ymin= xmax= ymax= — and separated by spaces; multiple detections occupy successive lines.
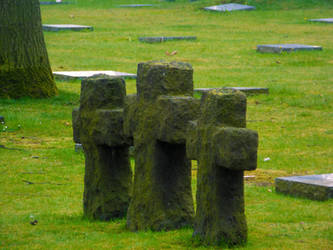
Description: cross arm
xmin=80 ymin=108 xmax=131 ymax=147
xmin=156 ymin=96 xmax=200 ymax=144
xmin=213 ymin=127 xmax=258 ymax=171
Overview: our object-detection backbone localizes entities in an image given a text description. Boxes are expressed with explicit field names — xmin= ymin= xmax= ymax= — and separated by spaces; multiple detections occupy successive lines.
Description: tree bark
xmin=0 ymin=0 xmax=57 ymax=98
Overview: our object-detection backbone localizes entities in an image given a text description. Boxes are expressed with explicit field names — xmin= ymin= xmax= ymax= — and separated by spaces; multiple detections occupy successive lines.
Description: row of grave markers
xmin=42 ymin=1 xmax=332 ymax=204
xmin=71 ymin=61 xmax=332 ymax=248
xmin=41 ymin=2 xmax=330 ymax=80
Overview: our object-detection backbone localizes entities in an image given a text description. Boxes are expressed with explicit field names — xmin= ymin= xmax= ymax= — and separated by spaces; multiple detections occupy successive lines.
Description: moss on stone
xmin=136 ymin=60 xmax=193 ymax=101
xmin=78 ymin=76 xmax=132 ymax=220
xmin=125 ymin=61 xmax=198 ymax=231
xmin=187 ymin=90 xmax=258 ymax=246
xmin=72 ymin=107 xmax=80 ymax=144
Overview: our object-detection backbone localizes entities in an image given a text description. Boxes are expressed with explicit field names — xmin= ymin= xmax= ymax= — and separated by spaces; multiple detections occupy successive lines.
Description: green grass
xmin=1 ymin=0 xmax=332 ymax=248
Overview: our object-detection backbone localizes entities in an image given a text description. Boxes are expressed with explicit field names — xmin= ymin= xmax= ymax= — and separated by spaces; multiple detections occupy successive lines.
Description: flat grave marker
xmin=275 ymin=174 xmax=333 ymax=201
xmin=194 ymin=87 xmax=269 ymax=96
xmin=204 ymin=3 xmax=255 ymax=12
xmin=118 ymin=4 xmax=154 ymax=7
xmin=308 ymin=18 xmax=333 ymax=23
xmin=40 ymin=0 xmax=68 ymax=5
xmin=54 ymin=71 xmax=136 ymax=80
xmin=43 ymin=24 xmax=93 ymax=32
xmin=139 ymin=36 xmax=197 ymax=43
xmin=257 ymin=44 xmax=322 ymax=53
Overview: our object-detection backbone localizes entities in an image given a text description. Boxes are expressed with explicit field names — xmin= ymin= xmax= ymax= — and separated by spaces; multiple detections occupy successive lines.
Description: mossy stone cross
xmin=186 ymin=90 xmax=258 ymax=246
xmin=124 ymin=61 xmax=200 ymax=231
xmin=75 ymin=76 xmax=133 ymax=221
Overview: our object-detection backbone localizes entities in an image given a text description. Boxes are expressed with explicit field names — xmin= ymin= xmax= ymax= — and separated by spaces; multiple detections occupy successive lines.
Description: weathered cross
xmin=124 ymin=61 xmax=199 ymax=231
xmin=73 ymin=76 xmax=132 ymax=220
xmin=186 ymin=89 xmax=258 ymax=245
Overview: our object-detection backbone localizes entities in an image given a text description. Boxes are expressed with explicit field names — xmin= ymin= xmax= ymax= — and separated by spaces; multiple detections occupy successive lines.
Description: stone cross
xmin=186 ymin=89 xmax=258 ymax=246
xmin=74 ymin=76 xmax=132 ymax=220
xmin=123 ymin=61 xmax=200 ymax=231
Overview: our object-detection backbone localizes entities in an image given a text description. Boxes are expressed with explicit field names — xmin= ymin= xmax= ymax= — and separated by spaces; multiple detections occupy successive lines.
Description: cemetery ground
xmin=0 ymin=0 xmax=332 ymax=248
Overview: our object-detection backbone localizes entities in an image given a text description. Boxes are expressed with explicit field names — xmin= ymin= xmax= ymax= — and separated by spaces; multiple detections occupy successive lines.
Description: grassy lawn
xmin=1 ymin=0 xmax=332 ymax=248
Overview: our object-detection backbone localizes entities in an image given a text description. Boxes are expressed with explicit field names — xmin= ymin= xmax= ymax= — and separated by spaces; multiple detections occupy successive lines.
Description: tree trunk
xmin=0 ymin=0 xmax=57 ymax=99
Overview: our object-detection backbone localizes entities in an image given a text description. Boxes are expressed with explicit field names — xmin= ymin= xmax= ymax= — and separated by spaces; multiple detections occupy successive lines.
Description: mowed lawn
xmin=0 ymin=0 xmax=332 ymax=249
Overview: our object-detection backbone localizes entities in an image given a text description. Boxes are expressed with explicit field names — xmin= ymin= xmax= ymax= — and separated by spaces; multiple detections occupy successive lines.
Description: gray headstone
xmin=308 ymin=18 xmax=333 ymax=23
xmin=139 ymin=36 xmax=197 ymax=43
xmin=0 ymin=116 xmax=4 ymax=124
xmin=42 ymin=24 xmax=93 ymax=32
xmin=204 ymin=3 xmax=255 ymax=12
xmin=194 ymin=87 xmax=269 ymax=96
xmin=53 ymin=71 xmax=136 ymax=80
xmin=118 ymin=4 xmax=154 ymax=7
xmin=257 ymin=44 xmax=322 ymax=53
xmin=275 ymin=174 xmax=333 ymax=201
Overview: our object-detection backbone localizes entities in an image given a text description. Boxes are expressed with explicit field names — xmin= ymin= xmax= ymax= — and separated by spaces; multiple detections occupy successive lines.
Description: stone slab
xmin=139 ymin=36 xmax=197 ymax=43
xmin=40 ymin=1 xmax=69 ymax=5
xmin=257 ymin=44 xmax=322 ymax=53
xmin=118 ymin=4 xmax=154 ymax=7
xmin=204 ymin=3 xmax=255 ymax=12
xmin=275 ymin=174 xmax=333 ymax=201
xmin=194 ymin=87 xmax=269 ymax=96
xmin=53 ymin=71 xmax=136 ymax=80
xmin=308 ymin=18 xmax=333 ymax=23
xmin=42 ymin=24 xmax=93 ymax=32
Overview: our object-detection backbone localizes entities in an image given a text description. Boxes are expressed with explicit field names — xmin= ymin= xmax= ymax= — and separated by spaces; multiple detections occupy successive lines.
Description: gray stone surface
xmin=194 ymin=87 xmax=269 ymax=96
xmin=275 ymin=174 xmax=333 ymax=201
xmin=0 ymin=116 xmax=4 ymax=124
xmin=257 ymin=44 xmax=322 ymax=53
xmin=40 ymin=1 xmax=68 ymax=5
xmin=204 ymin=3 xmax=255 ymax=12
xmin=75 ymin=143 xmax=83 ymax=152
xmin=53 ymin=71 xmax=136 ymax=80
xmin=308 ymin=18 xmax=333 ymax=23
xmin=139 ymin=36 xmax=197 ymax=43
xmin=42 ymin=24 xmax=93 ymax=32
xmin=119 ymin=4 xmax=154 ymax=7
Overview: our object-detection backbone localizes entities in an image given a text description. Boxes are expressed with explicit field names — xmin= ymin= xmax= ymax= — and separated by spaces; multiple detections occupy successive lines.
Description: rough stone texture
xmin=275 ymin=174 xmax=333 ymax=201
xmin=54 ymin=71 xmax=136 ymax=80
xmin=42 ymin=24 xmax=93 ymax=32
xmin=0 ymin=116 xmax=4 ymax=124
xmin=124 ymin=61 xmax=198 ymax=231
xmin=204 ymin=3 xmax=255 ymax=12
xmin=75 ymin=76 xmax=132 ymax=220
xmin=187 ymin=89 xmax=258 ymax=246
xmin=308 ymin=18 xmax=333 ymax=23
xmin=139 ymin=36 xmax=197 ymax=43
xmin=119 ymin=4 xmax=154 ymax=7
xmin=257 ymin=44 xmax=322 ymax=53
xmin=72 ymin=107 xmax=80 ymax=144
xmin=194 ymin=87 xmax=269 ymax=96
